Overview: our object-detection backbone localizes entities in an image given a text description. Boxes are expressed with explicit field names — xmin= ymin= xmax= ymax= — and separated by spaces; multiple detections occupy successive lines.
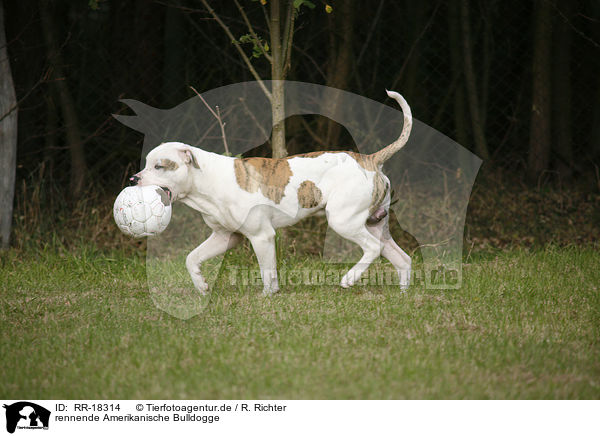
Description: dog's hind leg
xmin=381 ymin=239 xmax=411 ymax=289
xmin=186 ymin=231 xmax=242 ymax=294
xmin=367 ymin=218 xmax=411 ymax=289
xmin=339 ymin=228 xmax=382 ymax=288
xmin=326 ymin=210 xmax=383 ymax=288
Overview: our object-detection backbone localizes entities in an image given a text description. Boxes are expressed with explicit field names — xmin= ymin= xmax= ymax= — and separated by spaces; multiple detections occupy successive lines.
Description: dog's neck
xmin=179 ymin=149 xmax=232 ymax=215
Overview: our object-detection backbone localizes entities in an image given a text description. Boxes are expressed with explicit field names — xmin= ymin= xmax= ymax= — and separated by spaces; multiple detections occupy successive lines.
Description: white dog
xmin=130 ymin=90 xmax=412 ymax=295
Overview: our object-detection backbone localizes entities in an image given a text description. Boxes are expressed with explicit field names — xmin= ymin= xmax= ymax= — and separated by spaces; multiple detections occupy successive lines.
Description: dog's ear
xmin=178 ymin=147 xmax=200 ymax=169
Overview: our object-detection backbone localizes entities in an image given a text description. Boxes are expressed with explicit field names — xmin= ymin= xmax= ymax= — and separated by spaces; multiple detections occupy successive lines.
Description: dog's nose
xmin=129 ymin=174 xmax=140 ymax=185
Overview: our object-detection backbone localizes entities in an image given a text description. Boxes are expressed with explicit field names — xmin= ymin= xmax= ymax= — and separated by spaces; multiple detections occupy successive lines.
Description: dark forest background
xmin=1 ymin=0 xmax=599 ymax=249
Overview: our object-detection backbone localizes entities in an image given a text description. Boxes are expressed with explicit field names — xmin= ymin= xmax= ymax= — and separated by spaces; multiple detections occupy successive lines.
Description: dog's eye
xmin=154 ymin=164 xmax=164 ymax=170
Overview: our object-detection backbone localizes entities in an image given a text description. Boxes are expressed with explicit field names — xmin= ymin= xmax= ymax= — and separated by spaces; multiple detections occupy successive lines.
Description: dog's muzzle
xmin=129 ymin=175 xmax=140 ymax=186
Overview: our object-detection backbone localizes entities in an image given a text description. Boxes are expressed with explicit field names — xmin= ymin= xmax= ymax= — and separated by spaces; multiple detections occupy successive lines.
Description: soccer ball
xmin=113 ymin=185 xmax=172 ymax=237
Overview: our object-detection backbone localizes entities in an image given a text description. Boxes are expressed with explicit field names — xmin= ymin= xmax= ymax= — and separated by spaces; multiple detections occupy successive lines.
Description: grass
xmin=1 ymin=243 xmax=599 ymax=399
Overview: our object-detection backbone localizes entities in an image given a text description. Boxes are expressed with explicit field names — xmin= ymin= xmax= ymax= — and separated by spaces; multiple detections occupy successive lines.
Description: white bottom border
xmin=0 ymin=400 xmax=597 ymax=436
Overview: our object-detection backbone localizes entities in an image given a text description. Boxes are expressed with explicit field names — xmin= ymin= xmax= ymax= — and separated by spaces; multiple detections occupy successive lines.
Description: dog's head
xmin=130 ymin=141 xmax=200 ymax=201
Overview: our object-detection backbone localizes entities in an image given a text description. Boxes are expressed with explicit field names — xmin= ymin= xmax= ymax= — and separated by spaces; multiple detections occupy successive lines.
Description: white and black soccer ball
xmin=113 ymin=185 xmax=172 ymax=237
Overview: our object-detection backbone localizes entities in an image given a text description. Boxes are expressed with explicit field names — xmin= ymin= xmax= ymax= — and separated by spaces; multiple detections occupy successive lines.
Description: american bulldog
xmin=130 ymin=90 xmax=412 ymax=295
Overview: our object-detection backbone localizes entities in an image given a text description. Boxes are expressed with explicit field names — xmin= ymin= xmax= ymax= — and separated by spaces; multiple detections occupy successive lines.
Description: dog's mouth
xmin=161 ymin=187 xmax=173 ymax=202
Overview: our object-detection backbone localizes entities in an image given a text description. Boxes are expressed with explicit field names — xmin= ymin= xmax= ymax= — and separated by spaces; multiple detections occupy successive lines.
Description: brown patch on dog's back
xmin=291 ymin=151 xmax=331 ymax=159
xmin=234 ymin=158 xmax=292 ymax=204
xmin=297 ymin=180 xmax=322 ymax=208
xmin=348 ymin=152 xmax=378 ymax=171
xmin=289 ymin=150 xmax=386 ymax=211
xmin=289 ymin=150 xmax=379 ymax=171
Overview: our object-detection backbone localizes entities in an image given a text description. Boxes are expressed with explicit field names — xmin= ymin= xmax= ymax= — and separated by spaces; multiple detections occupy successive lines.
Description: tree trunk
xmin=592 ymin=76 xmax=600 ymax=163
xmin=270 ymin=0 xmax=287 ymax=158
xmin=316 ymin=0 xmax=355 ymax=148
xmin=403 ymin=0 xmax=425 ymax=117
xmin=480 ymin=2 xmax=493 ymax=129
xmin=134 ymin=0 xmax=163 ymax=105
xmin=39 ymin=0 xmax=87 ymax=200
xmin=162 ymin=6 xmax=187 ymax=107
xmin=552 ymin=0 xmax=573 ymax=179
xmin=448 ymin=0 xmax=469 ymax=147
xmin=44 ymin=93 xmax=58 ymax=180
xmin=460 ymin=0 xmax=490 ymax=160
xmin=528 ymin=0 xmax=552 ymax=183
xmin=589 ymin=1 xmax=600 ymax=161
xmin=0 ymin=0 xmax=17 ymax=249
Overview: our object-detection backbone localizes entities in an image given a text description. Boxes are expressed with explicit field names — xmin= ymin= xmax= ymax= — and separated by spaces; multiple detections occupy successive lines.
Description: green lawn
xmin=1 ymin=244 xmax=598 ymax=399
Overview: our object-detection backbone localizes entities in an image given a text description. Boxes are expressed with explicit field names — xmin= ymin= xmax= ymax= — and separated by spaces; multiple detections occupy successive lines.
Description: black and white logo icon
xmin=3 ymin=402 xmax=50 ymax=434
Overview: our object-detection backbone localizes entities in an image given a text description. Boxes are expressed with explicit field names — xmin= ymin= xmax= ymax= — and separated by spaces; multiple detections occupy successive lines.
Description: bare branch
xmin=189 ymin=85 xmax=229 ymax=155
xmin=184 ymin=12 xmax=249 ymax=73
xmin=294 ymin=45 xmax=327 ymax=81
xmin=356 ymin=0 xmax=385 ymax=66
xmin=389 ymin=0 xmax=441 ymax=90
xmin=189 ymin=85 xmax=219 ymax=119
xmin=0 ymin=67 xmax=51 ymax=123
xmin=199 ymin=0 xmax=272 ymax=102
xmin=233 ymin=0 xmax=273 ymax=62
xmin=282 ymin=0 xmax=295 ymax=75
xmin=238 ymin=96 xmax=270 ymax=142
xmin=260 ymin=1 xmax=271 ymax=34
xmin=299 ymin=117 xmax=329 ymax=148
xmin=215 ymin=105 xmax=229 ymax=155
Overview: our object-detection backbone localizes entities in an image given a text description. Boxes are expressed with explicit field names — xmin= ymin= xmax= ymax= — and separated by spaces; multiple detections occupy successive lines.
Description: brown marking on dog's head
xmin=234 ymin=157 xmax=292 ymax=204
xmin=297 ymin=180 xmax=323 ymax=209
xmin=156 ymin=158 xmax=179 ymax=171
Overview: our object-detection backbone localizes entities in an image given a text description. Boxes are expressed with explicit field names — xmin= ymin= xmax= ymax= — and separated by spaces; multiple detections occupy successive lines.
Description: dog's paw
xmin=399 ymin=269 xmax=410 ymax=290
xmin=340 ymin=272 xmax=355 ymax=288
xmin=262 ymin=286 xmax=280 ymax=296
xmin=191 ymin=275 xmax=209 ymax=295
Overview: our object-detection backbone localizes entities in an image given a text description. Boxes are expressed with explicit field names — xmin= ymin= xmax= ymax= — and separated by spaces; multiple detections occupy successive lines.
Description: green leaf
xmin=239 ymin=34 xmax=253 ymax=44
xmin=293 ymin=0 xmax=315 ymax=10
xmin=239 ymin=33 xmax=268 ymax=59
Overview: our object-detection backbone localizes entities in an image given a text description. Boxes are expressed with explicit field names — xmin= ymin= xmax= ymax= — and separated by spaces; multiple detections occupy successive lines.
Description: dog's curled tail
xmin=372 ymin=90 xmax=413 ymax=165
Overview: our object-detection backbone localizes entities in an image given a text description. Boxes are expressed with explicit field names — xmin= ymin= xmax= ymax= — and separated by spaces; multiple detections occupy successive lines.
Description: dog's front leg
xmin=186 ymin=231 xmax=242 ymax=294
xmin=247 ymin=230 xmax=279 ymax=295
